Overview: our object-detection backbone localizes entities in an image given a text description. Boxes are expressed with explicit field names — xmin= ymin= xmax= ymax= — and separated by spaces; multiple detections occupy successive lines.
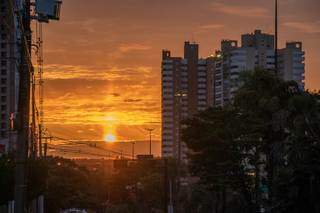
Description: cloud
xmin=199 ymin=24 xmax=224 ymax=30
xmin=43 ymin=76 xmax=160 ymax=127
xmin=195 ymin=24 xmax=225 ymax=34
xmin=283 ymin=21 xmax=320 ymax=34
xmin=43 ymin=64 xmax=155 ymax=80
xmin=124 ymin=98 xmax=143 ymax=103
xmin=210 ymin=2 xmax=270 ymax=17
xmin=118 ymin=43 xmax=152 ymax=53
xmin=111 ymin=93 xmax=121 ymax=97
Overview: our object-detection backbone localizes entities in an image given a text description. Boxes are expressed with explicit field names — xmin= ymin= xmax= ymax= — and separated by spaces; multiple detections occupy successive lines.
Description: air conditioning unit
xmin=36 ymin=0 xmax=62 ymax=22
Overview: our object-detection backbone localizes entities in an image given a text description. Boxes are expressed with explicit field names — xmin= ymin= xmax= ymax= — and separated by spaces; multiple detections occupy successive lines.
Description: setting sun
xmin=104 ymin=134 xmax=116 ymax=143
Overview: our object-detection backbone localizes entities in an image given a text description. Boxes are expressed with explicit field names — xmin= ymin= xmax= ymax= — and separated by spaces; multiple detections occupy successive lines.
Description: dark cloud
xmin=111 ymin=93 xmax=121 ymax=97
xmin=124 ymin=99 xmax=143 ymax=103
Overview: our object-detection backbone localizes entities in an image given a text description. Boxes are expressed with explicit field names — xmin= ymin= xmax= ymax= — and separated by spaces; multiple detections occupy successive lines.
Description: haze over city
xmin=1 ymin=0 xmax=320 ymax=212
xmin=42 ymin=0 xmax=320 ymax=156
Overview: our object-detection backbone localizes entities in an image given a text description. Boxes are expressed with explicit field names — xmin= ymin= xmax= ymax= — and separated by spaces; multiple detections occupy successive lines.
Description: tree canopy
xmin=183 ymin=69 xmax=320 ymax=213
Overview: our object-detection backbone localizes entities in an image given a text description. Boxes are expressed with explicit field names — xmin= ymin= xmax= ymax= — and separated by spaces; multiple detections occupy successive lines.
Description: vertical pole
xmin=145 ymin=128 xmax=155 ymax=156
xmin=38 ymin=195 xmax=44 ymax=213
xmin=275 ymin=0 xmax=278 ymax=74
xmin=38 ymin=22 xmax=44 ymax=159
xmin=38 ymin=124 xmax=42 ymax=157
xmin=44 ymin=138 xmax=47 ymax=158
xmin=169 ymin=180 xmax=174 ymax=213
xmin=149 ymin=131 xmax=152 ymax=155
xmin=176 ymin=94 xmax=182 ymax=213
xmin=9 ymin=113 xmax=14 ymax=153
xmin=164 ymin=158 xmax=168 ymax=213
xmin=132 ymin=142 xmax=135 ymax=160
xmin=14 ymin=0 xmax=31 ymax=212
xmin=31 ymin=72 xmax=36 ymax=158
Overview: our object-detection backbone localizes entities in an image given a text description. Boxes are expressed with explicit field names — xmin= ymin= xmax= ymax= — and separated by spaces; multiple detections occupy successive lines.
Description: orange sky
xmin=41 ymin=0 xmax=320 ymax=156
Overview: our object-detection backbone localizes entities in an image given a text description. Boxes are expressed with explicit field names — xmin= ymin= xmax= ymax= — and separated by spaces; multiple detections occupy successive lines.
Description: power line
xmin=48 ymin=136 xmax=133 ymax=157
xmin=48 ymin=144 xmax=133 ymax=159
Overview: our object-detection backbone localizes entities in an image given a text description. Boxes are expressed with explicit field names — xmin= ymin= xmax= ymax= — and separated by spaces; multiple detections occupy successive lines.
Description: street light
xmin=174 ymin=91 xmax=187 ymax=164
xmin=174 ymin=90 xmax=187 ymax=213
xmin=145 ymin=128 xmax=155 ymax=156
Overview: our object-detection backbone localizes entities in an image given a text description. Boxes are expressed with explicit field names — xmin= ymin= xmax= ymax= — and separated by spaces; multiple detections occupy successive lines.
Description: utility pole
xmin=31 ymin=68 xmax=37 ymax=158
xmin=275 ymin=0 xmax=278 ymax=74
xmin=163 ymin=158 xmax=170 ymax=213
xmin=14 ymin=0 xmax=32 ymax=212
xmin=13 ymin=1 xmax=63 ymax=211
xmin=42 ymin=135 xmax=53 ymax=158
xmin=36 ymin=21 xmax=44 ymax=159
xmin=174 ymin=91 xmax=186 ymax=213
xmin=145 ymin=128 xmax=155 ymax=155
xmin=131 ymin=141 xmax=135 ymax=160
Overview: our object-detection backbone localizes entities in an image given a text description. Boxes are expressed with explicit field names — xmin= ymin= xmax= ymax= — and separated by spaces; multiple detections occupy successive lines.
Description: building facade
xmin=278 ymin=42 xmax=305 ymax=90
xmin=161 ymin=42 xmax=214 ymax=159
xmin=0 ymin=0 xmax=21 ymax=154
xmin=161 ymin=30 xmax=305 ymax=159
xmin=213 ymin=30 xmax=305 ymax=107
xmin=213 ymin=30 xmax=276 ymax=106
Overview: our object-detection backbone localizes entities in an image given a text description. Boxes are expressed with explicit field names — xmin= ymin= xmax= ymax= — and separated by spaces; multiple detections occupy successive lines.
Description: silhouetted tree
xmin=183 ymin=69 xmax=320 ymax=213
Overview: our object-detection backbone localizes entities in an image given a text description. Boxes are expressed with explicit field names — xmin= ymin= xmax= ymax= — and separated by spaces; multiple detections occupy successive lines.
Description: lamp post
xmin=131 ymin=141 xmax=136 ymax=160
xmin=145 ymin=128 xmax=155 ymax=155
xmin=174 ymin=90 xmax=187 ymax=213
xmin=275 ymin=0 xmax=278 ymax=74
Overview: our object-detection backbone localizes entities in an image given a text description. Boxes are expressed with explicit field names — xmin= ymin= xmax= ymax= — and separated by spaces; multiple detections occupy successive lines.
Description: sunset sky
xmin=42 ymin=0 xmax=320 ymax=156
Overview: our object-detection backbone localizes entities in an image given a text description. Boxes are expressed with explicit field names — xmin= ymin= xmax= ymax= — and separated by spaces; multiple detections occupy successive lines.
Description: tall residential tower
xmin=161 ymin=30 xmax=305 ymax=159
xmin=161 ymin=42 xmax=214 ymax=159
xmin=213 ymin=30 xmax=305 ymax=107
xmin=278 ymin=42 xmax=305 ymax=90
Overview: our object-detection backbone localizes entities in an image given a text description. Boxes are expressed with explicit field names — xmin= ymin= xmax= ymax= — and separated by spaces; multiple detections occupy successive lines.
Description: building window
xmin=1 ymin=34 xmax=6 ymax=40
xmin=1 ymin=52 xmax=6 ymax=57
xmin=1 ymin=60 xmax=6 ymax=66
xmin=1 ymin=78 xmax=6 ymax=84
xmin=1 ymin=131 xmax=7 ymax=138
xmin=1 ymin=96 xmax=6 ymax=102
xmin=1 ymin=87 xmax=6 ymax=93
xmin=1 ymin=69 xmax=6 ymax=75
xmin=1 ymin=105 xmax=6 ymax=111
xmin=0 ymin=43 xmax=5 ymax=49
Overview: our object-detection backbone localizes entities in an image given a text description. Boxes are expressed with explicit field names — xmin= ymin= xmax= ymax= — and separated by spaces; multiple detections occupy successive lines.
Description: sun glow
xmin=104 ymin=134 xmax=116 ymax=143
xmin=103 ymin=115 xmax=118 ymax=143
xmin=104 ymin=115 xmax=116 ymax=122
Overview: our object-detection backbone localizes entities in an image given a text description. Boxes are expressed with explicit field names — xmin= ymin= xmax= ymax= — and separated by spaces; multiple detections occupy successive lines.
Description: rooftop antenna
xmin=275 ymin=0 xmax=278 ymax=74
xmin=191 ymin=32 xmax=196 ymax=44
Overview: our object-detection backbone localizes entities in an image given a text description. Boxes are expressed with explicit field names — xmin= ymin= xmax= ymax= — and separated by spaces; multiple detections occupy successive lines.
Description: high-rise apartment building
xmin=0 ymin=0 xmax=21 ymax=153
xmin=213 ymin=30 xmax=305 ymax=106
xmin=278 ymin=42 xmax=305 ymax=90
xmin=161 ymin=42 xmax=214 ymax=159
xmin=161 ymin=30 xmax=305 ymax=159
xmin=213 ymin=30 xmax=276 ymax=106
